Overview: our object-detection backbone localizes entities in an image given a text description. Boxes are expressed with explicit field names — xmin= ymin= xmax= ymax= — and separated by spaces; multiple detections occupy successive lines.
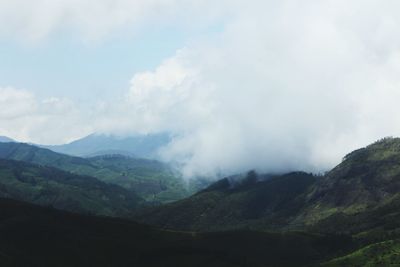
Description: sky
xmin=2 ymin=0 xmax=400 ymax=177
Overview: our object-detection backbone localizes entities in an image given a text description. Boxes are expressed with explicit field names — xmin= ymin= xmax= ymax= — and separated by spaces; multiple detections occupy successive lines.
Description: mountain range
xmin=2 ymin=137 xmax=400 ymax=265
xmin=0 ymin=142 xmax=189 ymax=203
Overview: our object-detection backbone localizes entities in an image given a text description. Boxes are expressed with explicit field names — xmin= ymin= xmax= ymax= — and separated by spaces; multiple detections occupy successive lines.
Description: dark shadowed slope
xmin=137 ymin=172 xmax=317 ymax=231
xmin=0 ymin=159 xmax=141 ymax=217
xmin=0 ymin=142 xmax=189 ymax=202
xmin=0 ymin=198 xmax=354 ymax=267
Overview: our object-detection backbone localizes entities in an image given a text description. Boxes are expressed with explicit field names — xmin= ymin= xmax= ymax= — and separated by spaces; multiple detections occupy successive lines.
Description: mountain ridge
xmin=0 ymin=142 xmax=189 ymax=203
xmin=42 ymin=132 xmax=172 ymax=158
xmin=137 ymin=137 xmax=400 ymax=233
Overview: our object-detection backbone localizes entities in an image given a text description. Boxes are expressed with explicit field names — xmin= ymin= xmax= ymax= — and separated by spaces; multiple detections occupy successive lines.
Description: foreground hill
xmin=0 ymin=159 xmax=141 ymax=217
xmin=302 ymin=137 xmax=400 ymax=223
xmin=0 ymin=142 xmax=188 ymax=202
xmin=0 ymin=197 xmax=354 ymax=267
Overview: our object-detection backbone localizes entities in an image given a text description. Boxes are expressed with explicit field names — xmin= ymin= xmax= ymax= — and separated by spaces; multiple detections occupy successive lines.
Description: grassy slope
xmin=0 ymin=142 xmax=189 ymax=203
xmin=0 ymin=159 xmax=141 ymax=217
xmin=322 ymin=240 xmax=400 ymax=267
xmin=0 ymin=198 xmax=354 ymax=267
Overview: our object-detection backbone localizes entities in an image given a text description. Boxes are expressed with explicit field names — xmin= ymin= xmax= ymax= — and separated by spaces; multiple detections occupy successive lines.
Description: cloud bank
xmin=3 ymin=0 xmax=400 ymax=177
xmin=119 ymin=1 xmax=400 ymax=177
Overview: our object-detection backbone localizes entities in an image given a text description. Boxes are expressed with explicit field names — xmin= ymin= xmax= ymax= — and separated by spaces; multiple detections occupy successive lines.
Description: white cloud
xmin=3 ymin=1 xmax=400 ymax=178
xmin=0 ymin=87 xmax=36 ymax=119
xmin=0 ymin=0 xmax=229 ymax=42
xmin=0 ymin=87 xmax=92 ymax=144
xmin=113 ymin=0 xmax=400 ymax=177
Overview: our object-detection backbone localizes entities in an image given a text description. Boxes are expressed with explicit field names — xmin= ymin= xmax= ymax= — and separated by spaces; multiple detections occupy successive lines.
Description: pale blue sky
xmin=0 ymin=25 xmax=220 ymax=103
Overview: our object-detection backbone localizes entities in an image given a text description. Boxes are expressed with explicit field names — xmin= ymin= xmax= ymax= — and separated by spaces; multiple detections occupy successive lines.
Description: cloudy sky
xmin=2 ymin=0 xmax=400 ymax=177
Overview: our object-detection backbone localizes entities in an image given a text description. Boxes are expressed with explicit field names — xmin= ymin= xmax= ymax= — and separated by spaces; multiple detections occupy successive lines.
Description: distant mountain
xmin=43 ymin=133 xmax=172 ymax=158
xmin=0 ymin=197 xmax=354 ymax=267
xmin=0 ymin=159 xmax=141 ymax=217
xmin=0 ymin=136 xmax=14 ymax=143
xmin=84 ymin=149 xmax=137 ymax=158
xmin=0 ymin=142 xmax=189 ymax=203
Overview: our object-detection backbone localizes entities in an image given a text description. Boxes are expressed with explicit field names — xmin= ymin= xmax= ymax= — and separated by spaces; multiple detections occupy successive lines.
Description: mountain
xmin=0 ymin=197 xmax=354 ymax=267
xmin=138 ymin=137 xmax=400 ymax=232
xmin=136 ymin=137 xmax=400 ymax=265
xmin=301 ymin=137 xmax=400 ymax=224
xmin=0 ymin=142 xmax=189 ymax=202
xmin=0 ymin=136 xmax=14 ymax=143
xmin=0 ymin=159 xmax=141 ymax=217
xmin=43 ymin=133 xmax=172 ymax=158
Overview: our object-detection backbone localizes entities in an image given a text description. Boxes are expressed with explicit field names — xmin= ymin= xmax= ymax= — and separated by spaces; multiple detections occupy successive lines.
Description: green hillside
xmin=4 ymin=138 xmax=400 ymax=265
xmin=322 ymin=240 xmax=400 ymax=267
xmin=136 ymin=137 xmax=400 ymax=266
xmin=137 ymin=171 xmax=317 ymax=231
xmin=0 ymin=142 xmax=189 ymax=203
xmin=139 ymin=138 xmax=400 ymax=232
xmin=303 ymin=137 xmax=400 ymax=224
xmin=0 ymin=159 xmax=141 ymax=217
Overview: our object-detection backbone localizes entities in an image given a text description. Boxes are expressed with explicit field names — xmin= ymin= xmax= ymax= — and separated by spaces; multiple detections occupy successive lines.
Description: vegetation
xmin=322 ymin=240 xmax=400 ymax=267
xmin=4 ymin=137 xmax=400 ymax=265
xmin=0 ymin=159 xmax=141 ymax=217
xmin=136 ymin=171 xmax=317 ymax=231
xmin=136 ymin=137 xmax=400 ymax=266
xmin=0 ymin=142 xmax=190 ymax=203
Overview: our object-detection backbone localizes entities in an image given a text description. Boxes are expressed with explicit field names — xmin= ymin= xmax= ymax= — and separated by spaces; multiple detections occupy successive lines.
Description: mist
xmin=114 ymin=1 xmax=400 ymax=177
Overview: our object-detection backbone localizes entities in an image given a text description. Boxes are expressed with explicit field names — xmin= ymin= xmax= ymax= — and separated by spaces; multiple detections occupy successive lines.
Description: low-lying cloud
xmin=3 ymin=1 xmax=400 ymax=177
xmin=119 ymin=1 xmax=400 ymax=177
